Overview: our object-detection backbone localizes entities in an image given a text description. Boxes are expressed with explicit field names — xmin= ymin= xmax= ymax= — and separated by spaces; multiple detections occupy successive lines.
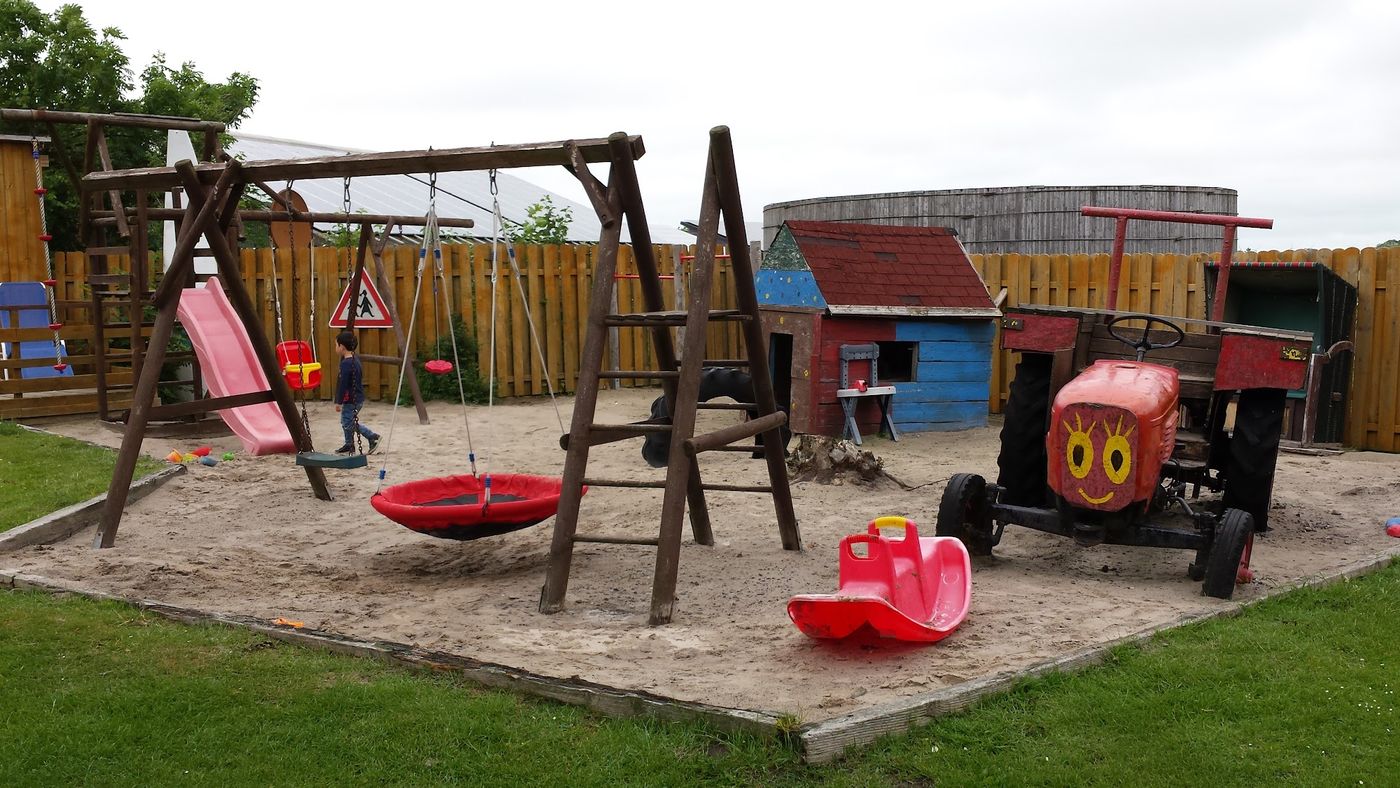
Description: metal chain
xmin=342 ymin=177 xmax=352 ymax=215
xmin=31 ymin=138 xmax=63 ymax=370
xmin=488 ymin=166 xmax=498 ymax=196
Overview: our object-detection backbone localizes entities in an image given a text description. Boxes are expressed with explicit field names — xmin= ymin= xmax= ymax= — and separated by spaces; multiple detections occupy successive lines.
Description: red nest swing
xmin=371 ymin=474 xmax=581 ymax=540
xmin=370 ymin=199 xmax=575 ymax=542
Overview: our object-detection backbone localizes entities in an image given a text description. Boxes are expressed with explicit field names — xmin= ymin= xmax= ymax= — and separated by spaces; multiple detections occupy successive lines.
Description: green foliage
xmin=0 ymin=0 xmax=259 ymax=250
xmin=511 ymin=194 xmax=573 ymax=245
xmin=401 ymin=313 xmax=490 ymax=405
xmin=1379 ymin=239 xmax=1400 ymax=248
xmin=0 ymin=421 xmax=162 ymax=531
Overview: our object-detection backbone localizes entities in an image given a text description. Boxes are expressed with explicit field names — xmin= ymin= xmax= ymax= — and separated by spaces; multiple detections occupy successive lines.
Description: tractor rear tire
xmin=996 ymin=353 xmax=1052 ymax=507
xmin=1224 ymin=388 xmax=1286 ymax=531
xmin=1202 ymin=508 xmax=1253 ymax=599
xmin=937 ymin=473 xmax=994 ymax=556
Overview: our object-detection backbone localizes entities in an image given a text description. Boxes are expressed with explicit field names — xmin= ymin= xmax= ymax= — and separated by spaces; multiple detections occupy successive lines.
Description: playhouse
xmin=757 ymin=220 xmax=999 ymax=438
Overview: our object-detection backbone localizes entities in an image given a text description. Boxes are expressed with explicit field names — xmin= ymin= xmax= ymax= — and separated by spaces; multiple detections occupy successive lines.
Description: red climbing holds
xmin=48 ymin=322 xmax=62 ymax=331
xmin=34 ymin=187 xmax=47 ymax=195
xmin=42 ymin=279 xmax=56 ymax=287
xmin=38 ymin=234 xmax=52 ymax=242
xmin=52 ymin=363 xmax=68 ymax=372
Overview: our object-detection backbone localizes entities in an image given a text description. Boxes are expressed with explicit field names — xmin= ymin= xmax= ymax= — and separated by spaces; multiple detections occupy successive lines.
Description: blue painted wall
xmin=756 ymin=226 xmax=828 ymax=309
xmin=890 ymin=319 xmax=994 ymax=432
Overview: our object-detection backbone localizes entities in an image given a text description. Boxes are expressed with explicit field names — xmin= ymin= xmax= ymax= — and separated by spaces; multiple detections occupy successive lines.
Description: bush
xmin=400 ymin=314 xmax=490 ymax=405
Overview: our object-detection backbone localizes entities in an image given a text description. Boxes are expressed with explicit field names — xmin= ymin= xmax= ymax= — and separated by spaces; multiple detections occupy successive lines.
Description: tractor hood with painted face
xmin=1046 ymin=360 xmax=1180 ymax=512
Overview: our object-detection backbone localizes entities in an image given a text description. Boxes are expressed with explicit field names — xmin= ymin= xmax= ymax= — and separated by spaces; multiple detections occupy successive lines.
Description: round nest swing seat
xmin=371 ymin=474 xmax=583 ymax=541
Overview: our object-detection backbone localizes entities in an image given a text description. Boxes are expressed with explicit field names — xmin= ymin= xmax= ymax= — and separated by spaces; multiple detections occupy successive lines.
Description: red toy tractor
xmin=937 ymin=207 xmax=1311 ymax=599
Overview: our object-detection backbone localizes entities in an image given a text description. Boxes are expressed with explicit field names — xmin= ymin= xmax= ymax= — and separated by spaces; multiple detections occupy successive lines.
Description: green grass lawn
xmin=0 ymin=421 xmax=163 ymax=532
xmin=3 ymin=563 xmax=1399 ymax=786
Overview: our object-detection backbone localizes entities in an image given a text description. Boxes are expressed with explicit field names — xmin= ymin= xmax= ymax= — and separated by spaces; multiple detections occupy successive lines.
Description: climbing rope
xmin=377 ymin=172 xmax=478 ymax=490
xmin=487 ymin=168 xmax=564 ymax=433
xmin=31 ymin=138 xmax=64 ymax=371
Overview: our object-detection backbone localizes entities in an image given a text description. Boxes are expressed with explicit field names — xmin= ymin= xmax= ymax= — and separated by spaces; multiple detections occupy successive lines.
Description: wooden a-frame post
xmin=94 ymin=159 xmax=331 ymax=548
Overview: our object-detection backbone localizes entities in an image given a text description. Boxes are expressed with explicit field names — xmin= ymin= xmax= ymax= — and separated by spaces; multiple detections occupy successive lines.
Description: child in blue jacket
xmin=334 ymin=331 xmax=381 ymax=454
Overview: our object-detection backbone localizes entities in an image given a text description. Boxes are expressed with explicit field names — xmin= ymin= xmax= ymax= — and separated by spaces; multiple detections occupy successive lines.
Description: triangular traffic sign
xmin=329 ymin=277 xmax=394 ymax=328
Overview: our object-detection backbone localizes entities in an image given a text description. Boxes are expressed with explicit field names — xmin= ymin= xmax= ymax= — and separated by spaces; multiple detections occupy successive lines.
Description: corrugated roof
xmin=785 ymin=220 xmax=997 ymax=314
xmin=225 ymin=133 xmax=693 ymax=244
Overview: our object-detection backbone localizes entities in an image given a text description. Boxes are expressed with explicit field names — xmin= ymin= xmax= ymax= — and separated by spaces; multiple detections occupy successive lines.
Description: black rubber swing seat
xmin=296 ymin=451 xmax=369 ymax=470
xmin=370 ymin=473 xmax=583 ymax=541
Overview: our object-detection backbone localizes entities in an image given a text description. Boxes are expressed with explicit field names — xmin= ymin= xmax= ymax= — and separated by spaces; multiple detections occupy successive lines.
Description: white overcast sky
xmin=45 ymin=0 xmax=1400 ymax=250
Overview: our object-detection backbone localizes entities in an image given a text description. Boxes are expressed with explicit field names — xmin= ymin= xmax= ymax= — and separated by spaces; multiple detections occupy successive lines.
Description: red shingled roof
xmin=785 ymin=221 xmax=995 ymax=311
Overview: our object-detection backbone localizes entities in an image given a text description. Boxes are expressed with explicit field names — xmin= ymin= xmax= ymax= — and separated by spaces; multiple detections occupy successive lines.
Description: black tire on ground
xmin=1223 ymin=388 xmax=1287 ymax=531
xmin=937 ymin=473 xmax=994 ymax=556
xmin=1202 ymin=508 xmax=1252 ymax=599
xmin=641 ymin=368 xmax=792 ymax=467
xmin=996 ymin=353 xmax=1053 ymax=507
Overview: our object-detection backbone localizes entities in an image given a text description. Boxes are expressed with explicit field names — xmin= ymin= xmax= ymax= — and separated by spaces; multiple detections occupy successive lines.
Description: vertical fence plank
xmin=543 ymin=244 xmax=562 ymax=394
xmin=560 ymin=245 xmax=579 ymax=394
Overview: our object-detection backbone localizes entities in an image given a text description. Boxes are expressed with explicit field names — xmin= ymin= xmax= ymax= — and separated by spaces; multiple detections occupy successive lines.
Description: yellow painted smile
xmin=1078 ymin=489 xmax=1115 ymax=505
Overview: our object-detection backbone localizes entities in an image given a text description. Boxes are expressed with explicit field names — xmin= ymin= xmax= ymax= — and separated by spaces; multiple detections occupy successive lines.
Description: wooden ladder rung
xmin=598 ymin=370 xmax=680 ymax=379
xmin=697 ymin=402 xmax=756 ymax=410
xmin=85 ymin=246 xmax=130 ymax=257
xmin=88 ymin=273 xmax=131 ymax=285
xmin=582 ymin=478 xmax=773 ymax=494
xmin=707 ymin=444 xmax=764 ymax=453
xmin=699 ymin=359 xmax=751 ymax=367
xmin=589 ymin=422 xmax=673 ymax=434
xmin=572 ymin=535 xmax=660 ymax=546
xmin=602 ymin=309 xmax=751 ymax=327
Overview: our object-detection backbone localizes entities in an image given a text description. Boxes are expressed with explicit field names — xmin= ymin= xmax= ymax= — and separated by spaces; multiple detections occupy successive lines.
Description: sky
xmin=44 ymin=0 xmax=1400 ymax=251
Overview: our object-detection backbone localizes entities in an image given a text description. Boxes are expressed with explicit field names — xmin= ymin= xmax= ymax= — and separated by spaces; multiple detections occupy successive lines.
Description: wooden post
xmin=647 ymin=150 xmax=723 ymax=624
xmin=609 ymin=136 xmax=712 ymax=547
xmin=539 ymin=176 xmax=623 ymax=615
xmin=173 ymin=160 xmax=331 ymax=503
xmin=709 ymin=126 xmax=801 ymax=552
xmin=92 ymin=162 xmax=244 ymax=548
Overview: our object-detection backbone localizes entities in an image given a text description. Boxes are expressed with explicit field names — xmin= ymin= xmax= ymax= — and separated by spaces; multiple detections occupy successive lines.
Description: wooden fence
xmin=51 ymin=242 xmax=744 ymax=405
xmin=39 ymin=244 xmax=1399 ymax=452
xmin=971 ymin=248 xmax=1400 ymax=453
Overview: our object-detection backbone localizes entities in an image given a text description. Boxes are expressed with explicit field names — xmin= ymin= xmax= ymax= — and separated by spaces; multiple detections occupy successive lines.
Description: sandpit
xmin=7 ymin=390 xmax=1400 ymax=732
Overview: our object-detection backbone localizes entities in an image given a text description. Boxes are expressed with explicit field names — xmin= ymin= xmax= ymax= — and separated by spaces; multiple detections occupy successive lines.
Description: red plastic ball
xmin=1387 ymin=523 xmax=1400 ymax=539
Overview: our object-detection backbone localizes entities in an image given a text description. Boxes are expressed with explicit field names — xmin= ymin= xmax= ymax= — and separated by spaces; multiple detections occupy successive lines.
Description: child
xmin=333 ymin=330 xmax=381 ymax=454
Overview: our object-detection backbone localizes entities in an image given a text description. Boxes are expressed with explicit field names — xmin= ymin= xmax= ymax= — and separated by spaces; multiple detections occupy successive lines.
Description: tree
xmin=1379 ymin=239 xmax=1400 ymax=248
xmin=511 ymin=195 xmax=573 ymax=244
xmin=0 ymin=1 xmax=259 ymax=249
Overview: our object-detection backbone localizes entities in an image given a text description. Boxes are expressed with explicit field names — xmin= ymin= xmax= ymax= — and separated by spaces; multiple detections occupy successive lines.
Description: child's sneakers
xmin=367 ymin=436 xmax=381 ymax=455
xmin=333 ymin=444 xmax=354 ymax=455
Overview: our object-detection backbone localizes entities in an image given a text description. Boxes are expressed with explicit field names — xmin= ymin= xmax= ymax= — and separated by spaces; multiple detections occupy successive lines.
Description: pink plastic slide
xmin=176 ymin=277 xmax=295 ymax=455
xmin=787 ymin=517 xmax=971 ymax=643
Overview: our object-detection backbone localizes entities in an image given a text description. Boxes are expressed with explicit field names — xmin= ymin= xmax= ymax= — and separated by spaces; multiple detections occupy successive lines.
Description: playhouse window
xmin=876 ymin=341 xmax=917 ymax=382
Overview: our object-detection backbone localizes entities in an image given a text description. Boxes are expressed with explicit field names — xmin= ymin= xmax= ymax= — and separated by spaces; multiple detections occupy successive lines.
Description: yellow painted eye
xmin=1063 ymin=415 xmax=1094 ymax=480
xmin=1103 ymin=414 xmax=1134 ymax=485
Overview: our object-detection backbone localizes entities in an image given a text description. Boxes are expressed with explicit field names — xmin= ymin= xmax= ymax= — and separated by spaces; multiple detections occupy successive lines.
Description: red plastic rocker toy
xmin=787 ymin=517 xmax=971 ymax=643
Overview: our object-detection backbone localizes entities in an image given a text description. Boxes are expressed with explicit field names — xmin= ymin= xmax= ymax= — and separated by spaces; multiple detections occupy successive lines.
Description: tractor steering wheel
xmin=1105 ymin=314 xmax=1186 ymax=361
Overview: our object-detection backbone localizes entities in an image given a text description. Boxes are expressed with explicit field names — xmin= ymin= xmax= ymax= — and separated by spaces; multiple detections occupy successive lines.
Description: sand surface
xmin=9 ymin=390 xmax=1400 ymax=722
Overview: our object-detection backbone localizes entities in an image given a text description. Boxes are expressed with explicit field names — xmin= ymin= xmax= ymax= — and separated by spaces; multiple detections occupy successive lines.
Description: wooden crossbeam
xmin=83 ymin=136 xmax=646 ymax=191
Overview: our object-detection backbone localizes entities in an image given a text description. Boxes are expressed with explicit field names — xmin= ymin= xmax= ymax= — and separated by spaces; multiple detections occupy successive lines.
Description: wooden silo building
xmin=763 ymin=185 xmax=1238 ymax=254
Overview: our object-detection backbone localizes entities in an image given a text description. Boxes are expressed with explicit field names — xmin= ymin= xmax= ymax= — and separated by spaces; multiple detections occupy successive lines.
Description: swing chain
xmin=489 ymin=167 xmax=498 ymax=196
xmin=342 ymin=177 xmax=352 ymax=215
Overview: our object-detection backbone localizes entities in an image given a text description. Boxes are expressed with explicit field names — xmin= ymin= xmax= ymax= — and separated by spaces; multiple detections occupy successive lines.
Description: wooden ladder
xmin=539 ymin=127 xmax=803 ymax=625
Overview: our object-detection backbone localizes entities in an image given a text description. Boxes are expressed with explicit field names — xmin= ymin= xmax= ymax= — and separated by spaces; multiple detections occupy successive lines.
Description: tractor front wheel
xmin=937 ymin=473 xmax=994 ymax=556
xmin=1202 ymin=508 xmax=1253 ymax=599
